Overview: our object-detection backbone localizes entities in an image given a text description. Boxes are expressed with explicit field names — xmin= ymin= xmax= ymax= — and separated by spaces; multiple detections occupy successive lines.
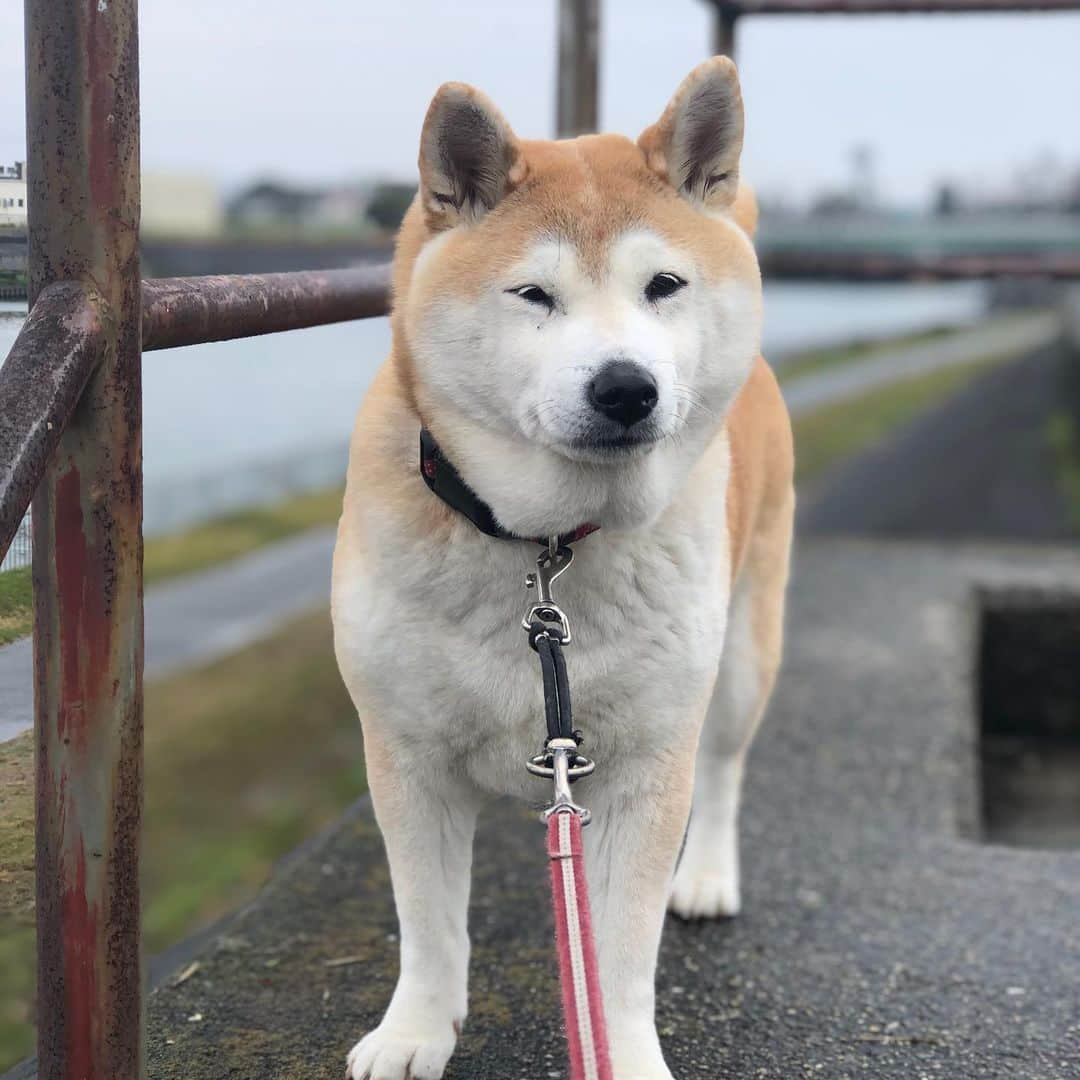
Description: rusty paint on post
xmin=26 ymin=0 xmax=145 ymax=1077
xmin=141 ymin=265 xmax=392 ymax=352
xmin=0 ymin=284 xmax=104 ymax=560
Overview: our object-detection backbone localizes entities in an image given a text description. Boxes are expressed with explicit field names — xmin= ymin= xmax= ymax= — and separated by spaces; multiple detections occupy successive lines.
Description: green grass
xmin=142 ymin=486 xmax=342 ymax=586
xmin=0 ymin=486 xmax=343 ymax=645
xmin=0 ymin=608 xmax=362 ymax=1070
xmin=793 ymin=350 xmax=1018 ymax=485
xmin=0 ymin=568 xmax=32 ymax=646
xmin=0 ymin=736 xmax=33 ymax=1063
xmin=1046 ymin=411 xmax=1080 ymax=528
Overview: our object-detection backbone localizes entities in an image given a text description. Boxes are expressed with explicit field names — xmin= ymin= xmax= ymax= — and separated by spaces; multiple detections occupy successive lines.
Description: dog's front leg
xmin=346 ymin=729 xmax=480 ymax=1080
xmin=585 ymin=760 xmax=694 ymax=1080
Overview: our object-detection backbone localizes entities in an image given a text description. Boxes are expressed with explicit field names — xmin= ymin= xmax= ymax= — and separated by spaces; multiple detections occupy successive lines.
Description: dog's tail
xmin=731 ymin=182 xmax=758 ymax=239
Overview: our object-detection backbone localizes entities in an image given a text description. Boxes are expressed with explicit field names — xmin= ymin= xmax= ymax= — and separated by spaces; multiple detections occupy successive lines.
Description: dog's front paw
xmin=345 ymin=1017 xmax=458 ymax=1080
xmin=669 ymin=855 xmax=740 ymax=920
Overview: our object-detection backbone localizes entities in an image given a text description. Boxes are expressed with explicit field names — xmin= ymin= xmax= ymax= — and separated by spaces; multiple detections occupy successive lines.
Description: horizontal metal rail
xmin=0 ymin=282 xmax=103 ymax=559
xmin=713 ymin=0 xmax=1080 ymax=14
xmin=4 ymin=243 xmax=1077 ymax=568
xmin=142 ymin=265 xmax=392 ymax=351
xmin=761 ymin=250 xmax=1080 ymax=279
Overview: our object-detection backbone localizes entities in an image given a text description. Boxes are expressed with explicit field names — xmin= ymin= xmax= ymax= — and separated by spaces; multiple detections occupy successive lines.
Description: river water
xmin=1 ymin=280 xmax=986 ymax=535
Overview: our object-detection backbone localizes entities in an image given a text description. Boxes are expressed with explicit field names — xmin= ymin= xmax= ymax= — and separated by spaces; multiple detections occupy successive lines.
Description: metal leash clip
xmin=527 ymin=737 xmax=595 ymax=824
xmin=523 ymin=543 xmax=574 ymax=644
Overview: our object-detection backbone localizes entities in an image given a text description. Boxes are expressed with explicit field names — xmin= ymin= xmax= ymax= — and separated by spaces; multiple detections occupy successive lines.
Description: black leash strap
xmin=524 ymin=542 xmax=595 ymax=818
xmin=533 ymin=630 xmax=575 ymax=743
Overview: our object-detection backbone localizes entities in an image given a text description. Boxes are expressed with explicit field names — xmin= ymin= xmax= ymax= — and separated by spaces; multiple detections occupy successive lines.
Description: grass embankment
xmin=792 ymin=350 xmax=1022 ymax=485
xmin=0 ymin=609 xmax=362 ymax=1069
xmin=1046 ymin=413 xmax=1080 ymax=527
xmin=1045 ymin=337 xmax=1080 ymax=527
xmin=0 ymin=570 xmax=31 ymax=648
xmin=0 ymin=486 xmax=343 ymax=645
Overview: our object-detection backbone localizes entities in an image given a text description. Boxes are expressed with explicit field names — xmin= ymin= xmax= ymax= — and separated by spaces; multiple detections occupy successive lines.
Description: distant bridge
xmin=4 ymin=220 xmax=1080 ymax=288
xmin=757 ymin=212 xmax=1080 ymax=279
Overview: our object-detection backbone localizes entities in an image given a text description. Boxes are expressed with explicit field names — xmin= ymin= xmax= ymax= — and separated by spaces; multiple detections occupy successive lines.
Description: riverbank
xmin=0 ymin=487 xmax=343 ymax=647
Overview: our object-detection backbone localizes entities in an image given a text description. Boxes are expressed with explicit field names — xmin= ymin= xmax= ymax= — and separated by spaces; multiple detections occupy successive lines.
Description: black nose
xmin=587 ymin=361 xmax=658 ymax=428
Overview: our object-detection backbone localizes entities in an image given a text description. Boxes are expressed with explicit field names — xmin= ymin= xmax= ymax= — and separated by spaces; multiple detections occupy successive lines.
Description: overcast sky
xmin=2 ymin=1 xmax=1079 ymax=208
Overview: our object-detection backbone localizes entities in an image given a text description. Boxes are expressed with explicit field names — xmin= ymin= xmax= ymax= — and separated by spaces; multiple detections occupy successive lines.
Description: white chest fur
xmin=332 ymin=439 xmax=733 ymax=805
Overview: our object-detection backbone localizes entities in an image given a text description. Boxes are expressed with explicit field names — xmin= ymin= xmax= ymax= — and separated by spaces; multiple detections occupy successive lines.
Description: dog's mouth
xmin=527 ymin=402 xmax=671 ymax=464
xmin=570 ymin=429 xmax=663 ymax=454
xmin=550 ymin=424 xmax=666 ymax=464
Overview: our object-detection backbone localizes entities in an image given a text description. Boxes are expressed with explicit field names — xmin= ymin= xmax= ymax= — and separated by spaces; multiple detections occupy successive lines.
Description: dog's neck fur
xmin=394 ymin=343 xmax=722 ymax=538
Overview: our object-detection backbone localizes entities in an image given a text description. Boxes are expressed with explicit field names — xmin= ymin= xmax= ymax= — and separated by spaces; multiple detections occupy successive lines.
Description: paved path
xmin=0 ymin=527 xmax=335 ymax=743
xmin=801 ymin=340 xmax=1073 ymax=541
xmin=135 ymin=537 xmax=1080 ymax=1080
xmin=781 ymin=310 xmax=1060 ymax=417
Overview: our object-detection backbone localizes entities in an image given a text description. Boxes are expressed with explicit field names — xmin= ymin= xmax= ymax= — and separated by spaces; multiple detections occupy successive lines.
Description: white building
xmin=141 ymin=172 xmax=223 ymax=238
xmin=0 ymin=162 xmax=27 ymax=228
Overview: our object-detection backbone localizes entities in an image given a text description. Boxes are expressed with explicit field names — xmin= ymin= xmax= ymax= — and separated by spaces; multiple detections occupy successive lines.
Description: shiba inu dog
xmin=332 ymin=56 xmax=794 ymax=1080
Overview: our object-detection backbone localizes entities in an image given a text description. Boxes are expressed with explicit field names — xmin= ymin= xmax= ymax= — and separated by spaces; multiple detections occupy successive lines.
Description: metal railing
xmin=707 ymin=0 xmax=1080 ymax=56
xmin=1 ymin=510 xmax=30 ymax=573
xmin=1 ymin=1 xmax=1078 ymax=1076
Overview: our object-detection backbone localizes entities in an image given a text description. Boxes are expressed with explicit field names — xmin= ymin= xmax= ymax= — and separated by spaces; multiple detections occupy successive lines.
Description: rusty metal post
xmin=557 ymin=0 xmax=600 ymax=137
xmin=714 ymin=3 xmax=739 ymax=58
xmin=25 ymin=0 xmax=145 ymax=1077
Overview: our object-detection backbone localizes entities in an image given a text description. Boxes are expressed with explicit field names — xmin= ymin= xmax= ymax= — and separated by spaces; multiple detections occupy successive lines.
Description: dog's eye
xmin=508 ymin=284 xmax=555 ymax=311
xmin=645 ymin=272 xmax=686 ymax=303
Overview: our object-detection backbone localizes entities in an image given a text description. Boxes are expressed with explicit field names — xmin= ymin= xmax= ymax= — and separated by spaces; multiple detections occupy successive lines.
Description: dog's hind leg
xmin=346 ymin=726 xmax=480 ymax=1080
xmin=669 ymin=487 xmax=792 ymax=920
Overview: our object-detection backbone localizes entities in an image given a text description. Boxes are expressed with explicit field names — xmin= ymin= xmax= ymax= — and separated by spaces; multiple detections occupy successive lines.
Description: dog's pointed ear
xmin=418 ymin=82 xmax=526 ymax=228
xmin=638 ymin=57 xmax=744 ymax=209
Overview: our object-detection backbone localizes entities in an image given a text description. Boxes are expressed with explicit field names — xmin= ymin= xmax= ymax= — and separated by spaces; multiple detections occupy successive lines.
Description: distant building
xmin=365 ymin=181 xmax=417 ymax=231
xmin=0 ymin=162 xmax=27 ymax=228
xmin=226 ymin=179 xmax=375 ymax=234
xmin=142 ymin=172 xmax=224 ymax=238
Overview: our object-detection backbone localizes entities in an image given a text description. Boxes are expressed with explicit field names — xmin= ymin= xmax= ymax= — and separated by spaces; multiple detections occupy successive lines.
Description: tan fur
xmin=637 ymin=56 xmax=744 ymax=208
xmin=334 ymin=58 xmax=795 ymax=1077
xmin=724 ymin=355 xmax=794 ymax=584
xmin=391 ymin=133 xmax=760 ymax=418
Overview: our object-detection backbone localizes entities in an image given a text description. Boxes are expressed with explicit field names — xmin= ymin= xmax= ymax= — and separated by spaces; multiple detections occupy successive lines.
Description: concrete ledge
xmin=83 ymin=540 xmax=1080 ymax=1076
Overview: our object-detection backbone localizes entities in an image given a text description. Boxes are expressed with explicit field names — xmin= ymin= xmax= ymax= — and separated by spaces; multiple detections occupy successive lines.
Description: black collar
xmin=419 ymin=428 xmax=599 ymax=546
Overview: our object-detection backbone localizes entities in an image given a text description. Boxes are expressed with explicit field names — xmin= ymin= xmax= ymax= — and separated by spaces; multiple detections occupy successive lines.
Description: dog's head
xmin=393 ymin=58 xmax=762 ymax=535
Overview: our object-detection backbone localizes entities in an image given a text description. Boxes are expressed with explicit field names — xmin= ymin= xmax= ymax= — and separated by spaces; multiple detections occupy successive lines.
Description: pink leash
xmin=523 ymin=542 xmax=613 ymax=1080
xmin=548 ymin=810 xmax=614 ymax=1080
